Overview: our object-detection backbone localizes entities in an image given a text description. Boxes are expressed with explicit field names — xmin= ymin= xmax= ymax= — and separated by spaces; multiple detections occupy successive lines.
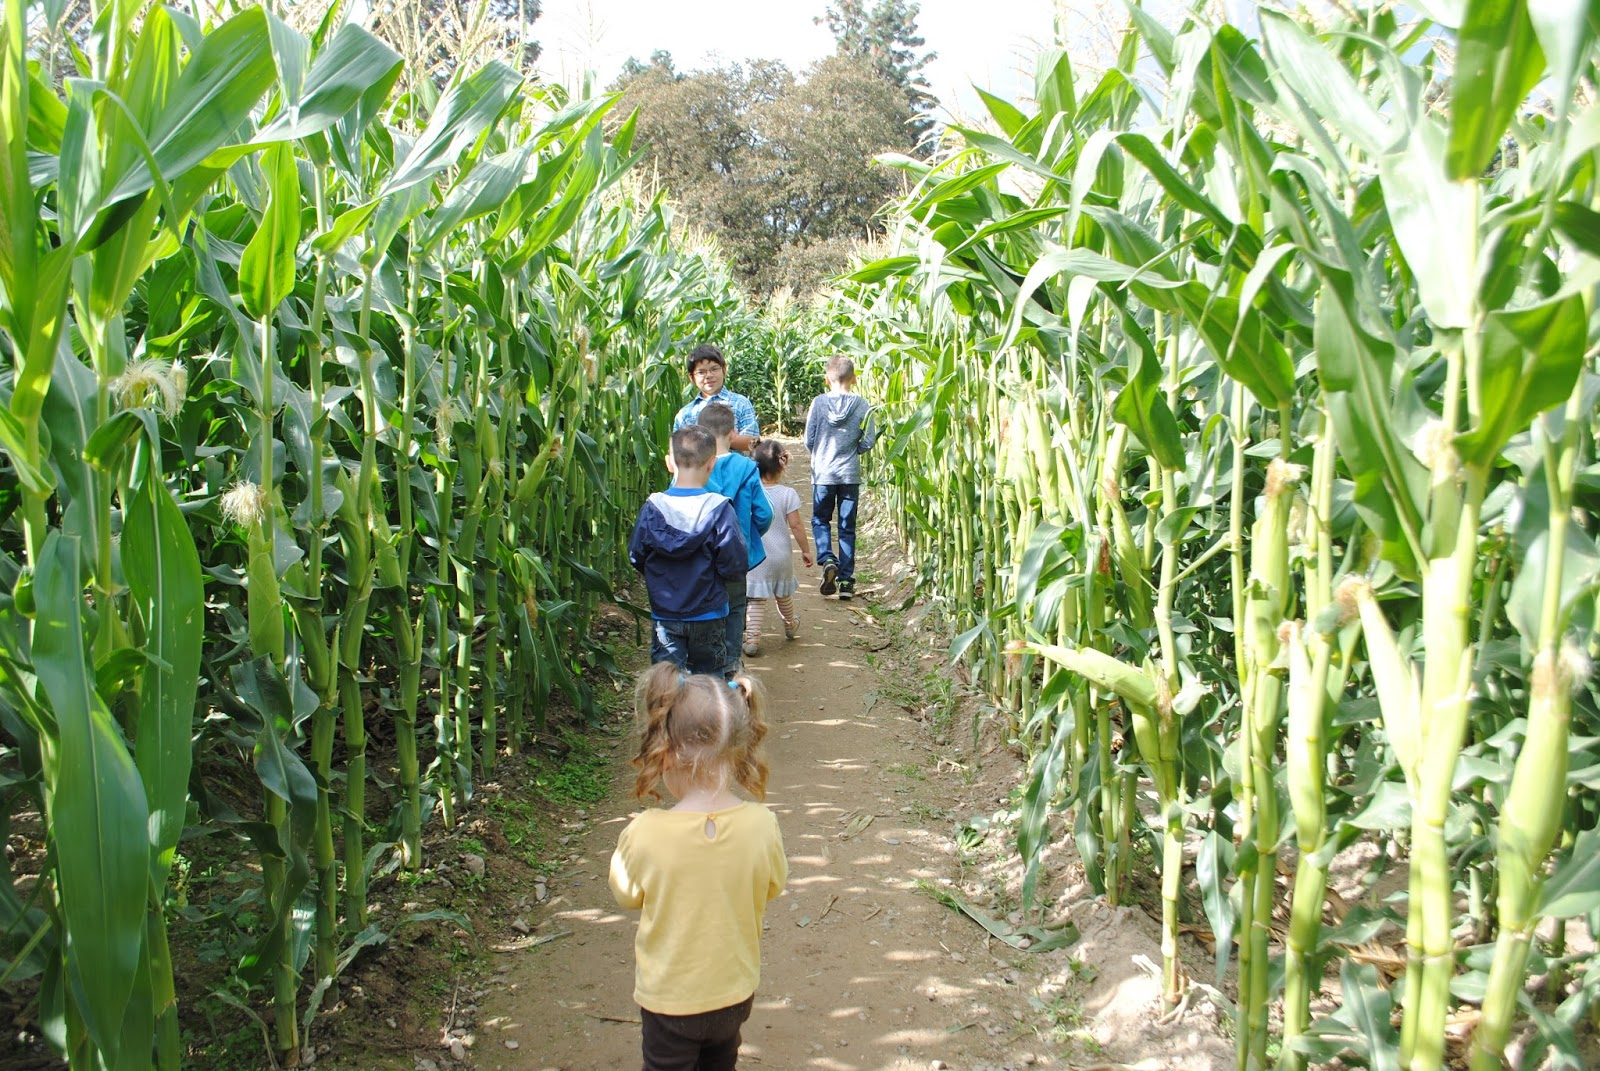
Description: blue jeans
xmin=651 ymin=617 xmax=727 ymax=677
xmin=811 ymin=484 xmax=859 ymax=580
xmin=724 ymin=580 xmax=748 ymax=677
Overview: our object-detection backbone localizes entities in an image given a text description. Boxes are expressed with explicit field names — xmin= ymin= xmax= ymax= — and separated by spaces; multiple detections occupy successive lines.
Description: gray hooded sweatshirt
xmin=804 ymin=392 xmax=877 ymax=485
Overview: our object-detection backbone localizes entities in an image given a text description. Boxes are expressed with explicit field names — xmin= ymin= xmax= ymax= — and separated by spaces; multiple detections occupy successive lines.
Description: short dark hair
xmin=687 ymin=344 xmax=725 ymax=377
xmin=671 ymin=425 xmax=716 ymax=469
xmin=752 ymin=440 xmax=786 ymax=478
xmin=826 ymin=356 xmax=856 ymax=382
xmin=696 ymin=402 xmax=736 ymax=439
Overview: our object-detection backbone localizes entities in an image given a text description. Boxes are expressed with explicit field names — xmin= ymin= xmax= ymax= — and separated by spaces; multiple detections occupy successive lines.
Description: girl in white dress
xmin=743 ymin=442 xmax=812 ymax=656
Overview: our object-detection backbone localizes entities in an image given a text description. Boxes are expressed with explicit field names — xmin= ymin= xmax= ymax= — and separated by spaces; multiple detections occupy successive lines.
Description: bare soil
xmin=470 ymin=442 xmax=1234 ymax=1071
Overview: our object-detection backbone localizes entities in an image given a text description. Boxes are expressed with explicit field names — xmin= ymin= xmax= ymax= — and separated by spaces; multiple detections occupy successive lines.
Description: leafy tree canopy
xmin=613 ymin=54 xmax=913 ymax=298
xmin=817 ymin=0 xmax=937 ymax=148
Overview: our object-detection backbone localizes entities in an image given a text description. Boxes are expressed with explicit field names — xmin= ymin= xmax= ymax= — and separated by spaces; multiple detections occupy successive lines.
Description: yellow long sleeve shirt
xmin=609 ymin=801 xmax=788 ymax=1015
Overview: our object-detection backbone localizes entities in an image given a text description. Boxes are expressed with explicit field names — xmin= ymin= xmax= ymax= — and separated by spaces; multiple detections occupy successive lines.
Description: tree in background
xmin=817 ymin=0 xmax=937 ymax=149
xmin=614 ymin=55 xmax=912 ymax=296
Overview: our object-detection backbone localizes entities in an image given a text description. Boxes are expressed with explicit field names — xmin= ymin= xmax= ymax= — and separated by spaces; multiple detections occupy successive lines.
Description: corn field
xmin=827 ymin=5 xmax=1600 ymax=1071
xmin=0 ymin=2 xmax=786 ymax=1067
xmin=5 ymin=0 xmax=1600 ymax=1068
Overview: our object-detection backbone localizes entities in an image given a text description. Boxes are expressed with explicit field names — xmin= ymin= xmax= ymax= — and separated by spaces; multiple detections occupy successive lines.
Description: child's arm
xmin=750 ymin=471 xmax=773 ymax=536
xmin=856 ymin=404 xmax=878 ymax=454
xmin=609 ymin=831 xmax=645 ymax=910
xmin=712 ymin=503 xmax=749 ymax=584
xmin=628 ymin=512 xmax=649 ymax=571
xmin=786 ymin=506 xmax=812 ymax=567
xmin=766 ymin=821 xmax=788 ymax=903
xmin=803 ymin=398 xmax=819 ymax=453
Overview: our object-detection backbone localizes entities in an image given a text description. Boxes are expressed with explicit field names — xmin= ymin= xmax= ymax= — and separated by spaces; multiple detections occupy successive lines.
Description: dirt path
xmin=475 ymin=442 xmax=1229 ymax=1071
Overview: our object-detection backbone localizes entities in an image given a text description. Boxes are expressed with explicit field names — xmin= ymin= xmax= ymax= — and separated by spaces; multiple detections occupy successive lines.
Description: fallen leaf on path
xmin=490 ymin=930 xmax=571 ymax=953
xmin=916 ymin=884 xmax=1078 ymax=953
xmin=839 ymin=813 xmax=875 ymax=839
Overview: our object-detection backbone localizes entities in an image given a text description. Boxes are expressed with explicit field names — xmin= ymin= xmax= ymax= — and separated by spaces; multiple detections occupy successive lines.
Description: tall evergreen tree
xmin=818 ymin=0 xmax=937 ymax=148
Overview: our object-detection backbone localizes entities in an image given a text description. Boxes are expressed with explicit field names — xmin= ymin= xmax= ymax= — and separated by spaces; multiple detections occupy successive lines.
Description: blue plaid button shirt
xmin=672 ymin=389 xmax=761 ymax=437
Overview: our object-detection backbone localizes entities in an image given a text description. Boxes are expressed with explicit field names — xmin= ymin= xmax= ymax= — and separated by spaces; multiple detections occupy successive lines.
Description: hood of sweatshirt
xmin=643 ymin=491 xmax=729 ymax=559
xmin=818 ymin=393 xmax=868 ymax=427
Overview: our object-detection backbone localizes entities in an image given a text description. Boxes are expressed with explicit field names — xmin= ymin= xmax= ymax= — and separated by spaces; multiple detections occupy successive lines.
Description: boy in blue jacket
xmin=696 ymin=403 xmax=772 ymax=672
xmin=630 ymin=425 xmax=749 ymax=678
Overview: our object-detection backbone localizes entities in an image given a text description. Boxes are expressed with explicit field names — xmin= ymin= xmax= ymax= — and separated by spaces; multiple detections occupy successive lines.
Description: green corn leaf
xmin=33 ymin=533 xmax=149 ymax=1057
xmin=1538 ymin=829 xmax=1600 ymax=917
xmin=1338 ymin=961 xmax=1402 ymax=1071
xmin=1379 ymin=119 xmax=1476 ymax=329
xmin=1033 ymin=48 xmax=1075 ymax=123
xmin=1528 ymin=0 xmax=1595 ymax=117
xmin=1017 ymin=713 xmax=1071 ymax=910
xmin=123 ymin=474 xmax=204 ymax=883
xmin=382 ymin=60 xmax=523 ymax=196
xmin=1110 ymin=313 xmax=1185 ymax=471
xmin=103 ymin=7 xmax=276 ymax=209
xmin=1311 ymin=267 xmax=1427 ymax=568
xmin=1197 ymin=830 xmax=1235 ymax=981
xmin=1456 ymin=292 xmax=1587 ymax=467
xmin=420 ymin=144 xmax=533 ymax=249
xmin=238 ymin=141 xmax=301 ymax=319
xmin=1448 ymin=0 xmax=1546 ymax=179
xmin=1259 ymin=9 xmax=1391 ymax=159
xmin=255 ymin=23 xmax=401 ymax=144
xmin=974 ymin=86 xmax=1027 ymax=136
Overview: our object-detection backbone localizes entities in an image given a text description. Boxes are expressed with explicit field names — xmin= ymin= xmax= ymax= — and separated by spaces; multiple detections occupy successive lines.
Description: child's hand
xmin=802 ymin=550 xmax=814 ymax=567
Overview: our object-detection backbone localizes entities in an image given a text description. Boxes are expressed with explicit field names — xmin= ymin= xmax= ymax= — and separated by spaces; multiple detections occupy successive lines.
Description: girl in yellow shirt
xmin=609 ymin=664 xmax=788 ymax=1071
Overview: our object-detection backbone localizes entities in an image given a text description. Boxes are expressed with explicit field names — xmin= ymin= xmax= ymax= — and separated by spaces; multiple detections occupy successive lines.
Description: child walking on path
xmin=610 ymin=665 xmax=788 ymax=1071
xmin=698 ymin=403 xmax=772 ymax=672
xmin=743 ymin=441 xmax=812 ymax=657
xmin=804 ymin=356 xmax=876 ymax=601
xmin=630 ymin=426 xmax=749 ymax=677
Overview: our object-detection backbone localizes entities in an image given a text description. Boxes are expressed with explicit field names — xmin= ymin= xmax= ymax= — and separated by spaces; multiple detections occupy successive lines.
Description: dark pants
xmin=640 ymin=995 xmax=754 ymax=1071
xmin=811 ymin=483 xmax=859 ymax=579
xmin=651 ymin=617 xmax=727 ymax=676
xmin=723 ymin=580 xmax=748 ymax=678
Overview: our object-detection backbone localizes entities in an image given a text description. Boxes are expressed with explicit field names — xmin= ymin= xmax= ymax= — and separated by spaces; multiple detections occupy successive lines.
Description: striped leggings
xmin=745 ymin=595 xmax=797 ymax=639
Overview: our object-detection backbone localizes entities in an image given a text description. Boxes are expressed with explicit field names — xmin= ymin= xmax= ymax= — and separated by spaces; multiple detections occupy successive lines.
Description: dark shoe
xmin=820 ymin=560 xmax=838 ymax=596
xmin=837 ymin=577 xmax=855 ymax=601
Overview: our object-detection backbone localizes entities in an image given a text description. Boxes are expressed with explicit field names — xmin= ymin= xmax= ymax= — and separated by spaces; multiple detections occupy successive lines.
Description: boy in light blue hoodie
xmin=804 ymin=357 xmax=876 ymax=601
xmin=697 ymin=403 xmax=772 ymax=672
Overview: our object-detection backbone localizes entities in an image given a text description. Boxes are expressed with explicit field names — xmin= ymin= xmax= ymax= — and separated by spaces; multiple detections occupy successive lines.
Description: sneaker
xmin=742 ymin=639 xmax=760 ymax=657
xmin=838 ymin=577 xmax=855 ymax=601
xmin=783 ymin=614 xmax=800 ymax=640
xmin=820 ymin=560 xmax=838 ymax=596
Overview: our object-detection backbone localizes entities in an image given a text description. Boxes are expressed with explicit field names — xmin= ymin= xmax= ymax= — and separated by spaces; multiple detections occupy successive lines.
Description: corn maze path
xmin=479 ymin=441 xmax=1065 ymax=1071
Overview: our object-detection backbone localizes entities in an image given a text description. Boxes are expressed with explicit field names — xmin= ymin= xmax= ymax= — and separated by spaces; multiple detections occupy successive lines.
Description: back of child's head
xmin=752 ymin=440 xmax=786 ymax=478
xmin=671 ymin=425 xmax=716 ymax=470
xmin=825 ymin=356 xmax=856 ymax=384
xmin=633 ymin=663 xmax=769 ymax=801
xmin=695 ymin=402 xmax=736 ymax=440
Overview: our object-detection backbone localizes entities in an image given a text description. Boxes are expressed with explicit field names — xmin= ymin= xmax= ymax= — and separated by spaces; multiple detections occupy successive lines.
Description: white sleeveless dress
xmin=746 ymin=482 xmax=801 ymax=599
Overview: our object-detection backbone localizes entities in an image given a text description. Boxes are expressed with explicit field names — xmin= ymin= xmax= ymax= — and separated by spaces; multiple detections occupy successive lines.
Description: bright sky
xmin=538 ymin=0 xmax=1062 ymax=123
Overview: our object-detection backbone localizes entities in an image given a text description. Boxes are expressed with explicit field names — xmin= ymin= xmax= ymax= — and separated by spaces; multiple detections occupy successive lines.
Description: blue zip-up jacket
xmin=629 ymin=488 xmax=749 ymax=620
xmin=706 ymin=453 xmax=773 ymax=571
